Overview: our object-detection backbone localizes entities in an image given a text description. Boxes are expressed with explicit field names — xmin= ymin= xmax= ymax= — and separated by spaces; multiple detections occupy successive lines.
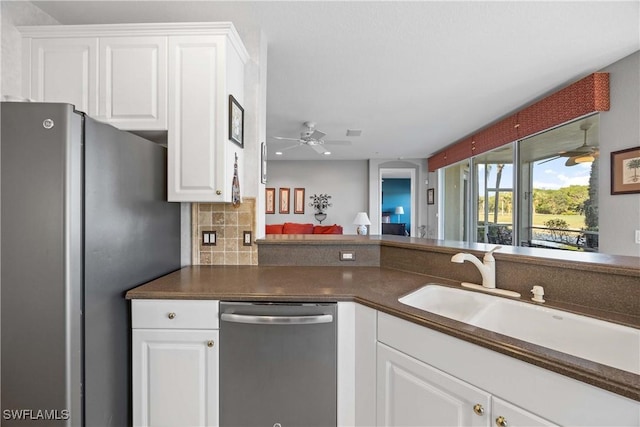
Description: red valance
xmin=428 ymin=73 xmax=609 ymax=172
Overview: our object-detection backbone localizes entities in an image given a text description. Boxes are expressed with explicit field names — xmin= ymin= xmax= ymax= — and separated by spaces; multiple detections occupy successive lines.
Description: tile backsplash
xmin=191 ymin=198 xmax=257 ymax=265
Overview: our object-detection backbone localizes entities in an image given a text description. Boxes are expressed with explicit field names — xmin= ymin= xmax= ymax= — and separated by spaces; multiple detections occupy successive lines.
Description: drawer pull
xmin=207 ymin=340 xmax=214 ymax=348
xmin=473 ymin=403 xmax=484 ymax=416
xmin=167 ymin=312 xmax=176 ymax=320
xmin=496 ymin=416 xmax=508 ymax=427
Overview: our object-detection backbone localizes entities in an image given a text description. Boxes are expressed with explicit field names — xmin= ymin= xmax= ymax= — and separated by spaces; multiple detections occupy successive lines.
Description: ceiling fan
xmin=539 ymin=123 xmax=599 ymax=166
xmin=271 ymin=121 xmax=351 ymax=155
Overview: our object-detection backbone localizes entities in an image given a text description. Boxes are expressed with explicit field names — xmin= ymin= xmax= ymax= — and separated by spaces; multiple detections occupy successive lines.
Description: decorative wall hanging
xmin=279 ymin=188 xmax=290 ymax=214
xmin=265 ymin=188 xmax=275 ymax=214
xmin=229 ymin=95 xmax=244 ymax=148
xmin=261 ymin=142 xmax=267 ymax=184
xmin=427 ymin=188 xmax=435 ymax=205
xmin=231 ymin=153 xmax=241 ymax=207
xmin=611 ymin=146 xmax=640 ymax=195
xmin=309 ymin=193 xmax=332 ymax=223
xmin=294 ymin=188 xmax=305 ymax=214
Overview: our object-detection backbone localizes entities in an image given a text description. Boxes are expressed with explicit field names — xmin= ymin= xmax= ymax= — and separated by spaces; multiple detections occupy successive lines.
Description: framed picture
xmin=611 ymin=146 xmax=640 ymax=195
xmin=265 ymin=188 xmax=275 ymax=214
xmin=279 ymin=188 xmax=290 ymax=214
xmin=294 ymin=188 xmax=305 ymax=214
xmin=261 ymin=142 xmax=267 ymax=184
xmin=229 ymin=95 xmax=244 ymax=148
xmin=427 ymin=188 xmax=435 ymax=205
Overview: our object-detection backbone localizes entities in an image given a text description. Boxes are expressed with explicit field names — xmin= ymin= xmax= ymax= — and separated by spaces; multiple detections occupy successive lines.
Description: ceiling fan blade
xmin=537 ymin=156 xmax=561 ymax=165
xmin=310 ymin=144 xmax=328 ymax=154
xmin=323 ymin=140 xmax=351 ymax=146
xmin=280 ymin=144 xmax=302 ymax=151
xmin=309 ymin=129 xmax=326 ymax=140
xmin=272 ymin=136 xmax=302 ymax=141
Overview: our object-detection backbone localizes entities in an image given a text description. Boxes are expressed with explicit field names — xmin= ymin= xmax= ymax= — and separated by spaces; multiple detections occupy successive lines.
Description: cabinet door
xmin=377 ymin=343 xmax=490 ymax=427
xmin=492 ymin=397 xmax=558 ymax=427
xmin=28 ymin=37 xmax=98 ymax=115
xmin=167 ymin=35 xmax=227 ymax=202
xmin=132 ymin=329 xmax=219 ymax=427
xmin=98 ymin=37 xmax=167 ymax=130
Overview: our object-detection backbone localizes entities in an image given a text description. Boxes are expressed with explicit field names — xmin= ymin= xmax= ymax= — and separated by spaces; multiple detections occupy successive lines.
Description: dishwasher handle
xmin=221 ymin=313 xmax=333 ymax=325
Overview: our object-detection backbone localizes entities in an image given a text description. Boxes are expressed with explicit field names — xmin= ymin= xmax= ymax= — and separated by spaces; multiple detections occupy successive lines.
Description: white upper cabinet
xmin=22 ymin=27 xmax=167 ymax=130
xmin=25 ymin=37 xmax=99 ymax=116
xmin=20 ymin=23 xmax=249 ymax=203
xmin=98 ymin=36 xmax=167 ymax=130
xmin=167 ymin=30 xmax=248 ymax=202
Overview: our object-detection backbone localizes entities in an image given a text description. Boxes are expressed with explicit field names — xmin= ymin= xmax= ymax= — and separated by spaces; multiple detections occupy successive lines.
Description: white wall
xmin=267 ymin=160 xmax=368 ymax=234
xmin=1 ymin=1 xmax=59 ymax=97
xmin=598 ymin=51 xmax=640 ymax=256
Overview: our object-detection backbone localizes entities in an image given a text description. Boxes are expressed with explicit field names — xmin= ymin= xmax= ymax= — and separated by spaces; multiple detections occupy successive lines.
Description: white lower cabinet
xmin=377 ymin=343 xmax=490 ymax=426
xmin=491 ymin=397 xmax=557 ymax=427
xmin=132 ymin=329 xmax=218 ymax=427
xmin=377 ymin=311 xmax=639 ymax=427
xmin=132 ymin=299 xmax=219 ymax=427
xmin=377 ymin=342 xmax=558 ymax=427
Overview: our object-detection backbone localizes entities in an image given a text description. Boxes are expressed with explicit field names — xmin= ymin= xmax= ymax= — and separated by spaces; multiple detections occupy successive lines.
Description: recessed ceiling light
xmin=346 ymin=129 xmax=362 ymax=137
xmin=323 ymin=151 xmax=331 ymax=155
xmin=275 ymin=151 xmax=283 ymax=155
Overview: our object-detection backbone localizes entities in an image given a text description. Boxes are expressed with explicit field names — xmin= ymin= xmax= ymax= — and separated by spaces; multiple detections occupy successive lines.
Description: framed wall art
xmin=229 ymin=95 xmax=244 ymax=148
xmin=427 ymin=188 xmax=435 ymax=205
xmin=294 ymin=188 xmax=305 ymax=214
xmin=279 ymin=188 xmax=290 ymax=214
xmin=611 ymin=146 xmax=640 ymax=195
xmin=261 ymin=142 xmax=267 ymax=184
xmin=265 ymin=188 xmax=275 ymax=214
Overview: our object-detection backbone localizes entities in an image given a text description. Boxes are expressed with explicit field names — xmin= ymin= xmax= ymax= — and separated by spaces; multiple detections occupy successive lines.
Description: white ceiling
xmin=32 ymin=1 xmax=640 ymax=161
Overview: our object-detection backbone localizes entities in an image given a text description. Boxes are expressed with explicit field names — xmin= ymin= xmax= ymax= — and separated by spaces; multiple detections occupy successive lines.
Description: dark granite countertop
xmin=126 ymin=265 xmax=640 ymax=401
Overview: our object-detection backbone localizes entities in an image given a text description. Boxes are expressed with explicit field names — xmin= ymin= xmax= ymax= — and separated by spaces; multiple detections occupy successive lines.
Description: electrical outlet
xmin=635 ymin=230 xmax=640 ymax=244
xmin=243 ymin=231 xmax=252 ymax=246
xmin=340 ymin=251 xmax=355 ymax=261
xmin=202 ymin=231 xmax=216 ymax=246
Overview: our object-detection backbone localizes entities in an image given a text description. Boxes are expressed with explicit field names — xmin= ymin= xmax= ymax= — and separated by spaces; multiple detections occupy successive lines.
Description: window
xmin=518 ymin=116 xmax=599 ymax=251
xmin=473 ymin=144 xmax=514 ymax=246
xmin=440 ymin=115 xmax=599 ymax=252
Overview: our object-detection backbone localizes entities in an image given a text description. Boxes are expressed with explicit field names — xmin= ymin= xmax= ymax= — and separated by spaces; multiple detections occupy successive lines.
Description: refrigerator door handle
xmin=220 ymin=313 xmax=333 ymax=325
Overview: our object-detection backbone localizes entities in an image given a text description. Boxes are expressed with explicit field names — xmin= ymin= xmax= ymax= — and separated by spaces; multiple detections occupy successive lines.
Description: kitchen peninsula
xmin=127 ymin=235 xmax=639 ymax=426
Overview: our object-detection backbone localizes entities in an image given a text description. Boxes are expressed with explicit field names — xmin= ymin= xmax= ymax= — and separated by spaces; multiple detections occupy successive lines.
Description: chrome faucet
xmin=451 ymin=246 xmax=521 ymax=297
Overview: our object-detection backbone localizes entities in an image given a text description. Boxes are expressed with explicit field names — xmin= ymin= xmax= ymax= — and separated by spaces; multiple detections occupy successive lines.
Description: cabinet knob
xmin=207 ymin=340 xmax=214 ymax=348
xmin=495 ymin=416 xmax=508 ymax=427
xmin=216 ymin=190 xmax=222 ymax=195
xmin=167 ymin=312 xmax=176 ymax=320
xmin=473 ymin=403 xmax=484 ymax=416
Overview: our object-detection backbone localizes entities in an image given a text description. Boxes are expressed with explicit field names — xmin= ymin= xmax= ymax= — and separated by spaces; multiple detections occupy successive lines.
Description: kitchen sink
xmin=399 ymin=284 xmax=640 ymax=375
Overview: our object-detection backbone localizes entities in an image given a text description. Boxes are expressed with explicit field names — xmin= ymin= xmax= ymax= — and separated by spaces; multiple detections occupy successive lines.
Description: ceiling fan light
xmin=575 ymin=154 xmax=595 ymax=163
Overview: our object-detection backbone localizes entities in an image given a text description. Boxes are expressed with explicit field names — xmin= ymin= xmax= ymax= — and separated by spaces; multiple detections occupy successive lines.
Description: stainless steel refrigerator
xmin=1 ymin=102 xmax=181 ymax=426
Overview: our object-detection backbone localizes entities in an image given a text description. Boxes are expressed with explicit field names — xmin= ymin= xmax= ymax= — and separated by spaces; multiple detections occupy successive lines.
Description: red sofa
xmin=266 ymin=222 xmax=343 ymax=235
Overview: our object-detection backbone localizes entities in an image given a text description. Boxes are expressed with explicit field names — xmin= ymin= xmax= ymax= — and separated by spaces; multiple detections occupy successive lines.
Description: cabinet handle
xmin=207 ymin=340 xmax=214 ymax=348
xmin=473 ymin=404 xmax=484 ymax=416
xmin=495 ymin=416 xmax=508 ymax=427
xmin=216 ymin=190 xmax=222 ymax=195
xmin=167 ymin=312 xmax=176 ymax=320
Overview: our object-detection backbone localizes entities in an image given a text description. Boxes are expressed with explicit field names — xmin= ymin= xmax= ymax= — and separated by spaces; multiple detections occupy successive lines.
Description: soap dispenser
xmin=531 ymin=285 xmax=545 ymax=303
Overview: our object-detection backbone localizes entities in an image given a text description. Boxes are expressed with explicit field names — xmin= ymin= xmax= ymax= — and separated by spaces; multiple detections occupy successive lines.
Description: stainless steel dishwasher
xmin=220 ymin=301 xmax=337 ymax=427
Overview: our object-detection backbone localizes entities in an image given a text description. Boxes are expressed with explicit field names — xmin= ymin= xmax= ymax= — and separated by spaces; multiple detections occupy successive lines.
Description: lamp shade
xmin=352 ymin=212 xmax=371 ymax=225
xmin=394 ymin=206 xmax=404 ymax=215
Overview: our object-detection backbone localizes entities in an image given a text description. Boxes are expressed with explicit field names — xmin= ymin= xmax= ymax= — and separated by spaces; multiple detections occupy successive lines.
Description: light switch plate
xmin=635 ymin=230 xmax=640 ymax=244
xmin=243 ymin=231 xmax=252 ymax=246
xmin=202 ymin=231 xmax=216 ymax=246
xmin=340 ymin=251 xmax=355 ymax=261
